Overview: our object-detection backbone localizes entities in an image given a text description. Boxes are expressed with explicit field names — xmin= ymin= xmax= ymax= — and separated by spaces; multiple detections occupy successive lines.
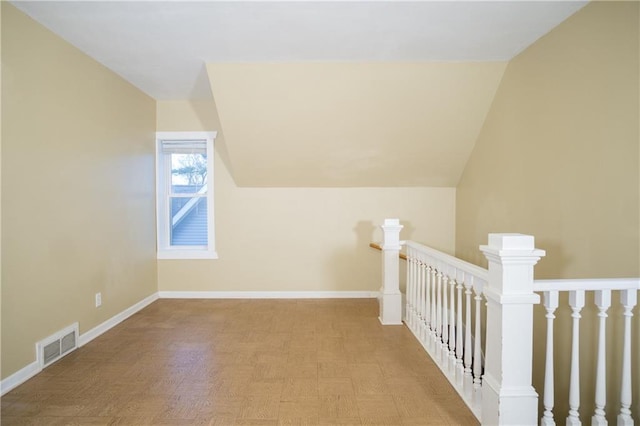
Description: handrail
xmin=405 ymin=240 xmax=489 ymax=282
xmin=533 ymin=277 xmax=640 ymax=292
xmin=369 ymin=242 xmax=407 ymax=260
xmin=377 ymin=219 xmax=640 ymax=425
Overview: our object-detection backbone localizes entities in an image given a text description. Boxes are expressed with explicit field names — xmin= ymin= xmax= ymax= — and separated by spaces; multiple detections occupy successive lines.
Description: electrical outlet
xmin=95 ymin=292 xmax=102 ymax=308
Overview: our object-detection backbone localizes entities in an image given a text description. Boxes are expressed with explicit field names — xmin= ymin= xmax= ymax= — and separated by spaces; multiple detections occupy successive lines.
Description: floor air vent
xmin=37 ymin=323 xmax=79 ymax=368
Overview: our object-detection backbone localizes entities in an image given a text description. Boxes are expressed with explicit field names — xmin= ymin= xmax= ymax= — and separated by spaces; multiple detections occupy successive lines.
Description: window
xmin=156 ymin=132 xmax=217 ymax=259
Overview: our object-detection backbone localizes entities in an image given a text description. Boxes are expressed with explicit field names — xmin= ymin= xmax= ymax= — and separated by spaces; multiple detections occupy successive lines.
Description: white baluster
xmin=416 ymin=256 xmax=421 ymax=331
xmin=415 ymin=257 xmax=420 ymax=331
xmin=430 ymin=263 xmax=437 ymax=348
xmin=423 ymin=262 xmax=430 ymax=342
xmin=436 ymin=267 xmax=443 ymax=357
xmin=425 ymin=263 xmax=431 ymax=335
xmin=406 ymin=256 xmax=411 ymax=328
xmin=405 ymin=250 xmax=413 ymax=327
xmin=449 ymin=270 xmax=457 ymax=371
xmin=463 ymin=275 xmax=474 ymax=395
xmin=418 ymin=259 xmax=426 ymax=342
xmin=417 ymin=259 xmax=422 ymax=333
xmin=592 ymin=290 xmax=611 ymax=426
xmin=473 ymin=280 xmax=484 ymax=391
xmin=541 ymin=291 xmax=559 ymax=426
xmin=455 ymin=272 xmax=464 ymax=382
xmin=567 ymin=290 xmax=585 ymax=426
xmin=441 ymin=271 xmax=449 ymax=364
xmin=415 ymin=256 xmax=420 ymax=330
xmin=617 ymin=289 xmax=637 ymax=426
xmin=409 ymin=255 xmax=416 ymax=331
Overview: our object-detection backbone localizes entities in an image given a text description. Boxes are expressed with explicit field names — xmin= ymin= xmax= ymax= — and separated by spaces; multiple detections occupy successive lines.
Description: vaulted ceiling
xmin=11 ymin=1 xmax=587 ymax=187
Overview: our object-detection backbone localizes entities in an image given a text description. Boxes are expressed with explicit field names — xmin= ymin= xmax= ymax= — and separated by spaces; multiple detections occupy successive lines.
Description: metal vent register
xmin=37 ymin=323 xmax=78 ymax=368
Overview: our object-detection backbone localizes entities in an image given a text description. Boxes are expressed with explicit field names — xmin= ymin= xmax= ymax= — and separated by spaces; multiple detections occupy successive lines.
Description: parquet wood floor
xmin=1 ymin=299 xmax=479 ymax=425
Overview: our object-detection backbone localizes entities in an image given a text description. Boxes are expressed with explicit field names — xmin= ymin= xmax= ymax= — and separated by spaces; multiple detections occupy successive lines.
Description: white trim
xmin=0 ymin=361 xmax=40 ymax=396
xmin=533 ymin=278 xmax=640 ymax=292
xmin=1 ymin=293 xmax=159 ymax=396
xmin=156 ymin=131 xmax=217 ymax=142
xmin=157 ymin=249 xmax=218 ymax=260
xmin=155 ymin=131 xmax=217 ymax=260
xmin=405 ymin=240 xmax=489 ymax=282
xmin=1 ymin=290 xmax=377 ymax=395
xmin=2 ymin=293 xmax=159 ymax=395
xmin=158 ymin=291 xmax=378 ymax=299
xmin=78 ymin=292 xmax=159 ymax=347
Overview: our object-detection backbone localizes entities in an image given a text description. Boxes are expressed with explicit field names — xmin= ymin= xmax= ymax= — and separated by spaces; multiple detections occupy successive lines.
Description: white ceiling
xmin=12 ymin=1 xmax=587 ymax=100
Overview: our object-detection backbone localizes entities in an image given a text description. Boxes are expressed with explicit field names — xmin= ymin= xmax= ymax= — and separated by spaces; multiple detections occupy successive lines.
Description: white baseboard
xmin=0 ymin=361 xmax=39 ymax=396
xmin=78 ymin=292 xmax=159 ymax=347
xmin=158 ymin=290 xmax=379 ymax=299
xmin=1 ymin=290 xmax=377 ymax=395
xmin=1 ymin=292 xmax=159 ymax=396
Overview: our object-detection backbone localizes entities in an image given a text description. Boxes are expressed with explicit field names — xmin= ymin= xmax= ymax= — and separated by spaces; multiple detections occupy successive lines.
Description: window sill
xmin=157 ymin=250 xmax=218 ymax=260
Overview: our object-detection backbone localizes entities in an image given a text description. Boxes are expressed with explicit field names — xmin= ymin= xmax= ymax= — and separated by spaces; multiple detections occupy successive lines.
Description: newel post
xmin=480 ymin=234 xmax=545 ymax=425
xmin=379 ymin=218 xmax=403 ymax=325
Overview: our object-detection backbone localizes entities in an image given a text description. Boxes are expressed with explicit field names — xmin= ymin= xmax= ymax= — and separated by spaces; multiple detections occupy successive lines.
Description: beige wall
xmin=456 ymin=1 xmax=639 ymax=279
xmin=207 ymin=63 xmax=506 ymax=188
xmin=157 ymin=101 xmax=456 ymax=293
xmin=1 ymin=4 xmax=157 ymax=378
xmin=456 ymin=1 xmax=639 ymax=421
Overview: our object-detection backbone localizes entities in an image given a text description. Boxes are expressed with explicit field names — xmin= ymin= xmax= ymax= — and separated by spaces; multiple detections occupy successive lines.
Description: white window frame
xmin=155 ymin=131 xmax=217 ymax=260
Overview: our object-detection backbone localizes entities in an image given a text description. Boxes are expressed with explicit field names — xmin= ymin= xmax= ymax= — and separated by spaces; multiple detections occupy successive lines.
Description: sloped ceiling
xmin=9 ymin=1 xmax=586 ymax=187
xmin=11 ymin=1 xmax=586 ymax=100
xmin=208 ymin=63 xmax=507 ymax=187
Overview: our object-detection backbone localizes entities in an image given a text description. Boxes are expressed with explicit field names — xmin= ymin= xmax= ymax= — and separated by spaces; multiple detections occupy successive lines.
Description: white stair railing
xmin=533 ymin=278 xmax=640 ymax=426
xmin=404 ymin=239 xmax=489 ymax=419
xmin=376 ymin=219 xmax=639 ymax=425
xmin=387 ymin=225 xmax=545 ymax=424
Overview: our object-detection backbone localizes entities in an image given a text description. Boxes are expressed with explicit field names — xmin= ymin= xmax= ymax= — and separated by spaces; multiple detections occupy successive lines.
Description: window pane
xmin=171 ymin=153 xmax=207 ymax=194
xmin=170 ymin=196 xmax=208 ymax=246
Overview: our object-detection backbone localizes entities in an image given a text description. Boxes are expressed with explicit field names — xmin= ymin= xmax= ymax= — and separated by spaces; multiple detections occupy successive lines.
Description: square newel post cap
xmin=381 ymin=218 xmax=403 ymax=250
xmin=382 ymin=218 xmax=402 ymax=228
xmin=480 ymin=233 xmax=545 ymax=263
